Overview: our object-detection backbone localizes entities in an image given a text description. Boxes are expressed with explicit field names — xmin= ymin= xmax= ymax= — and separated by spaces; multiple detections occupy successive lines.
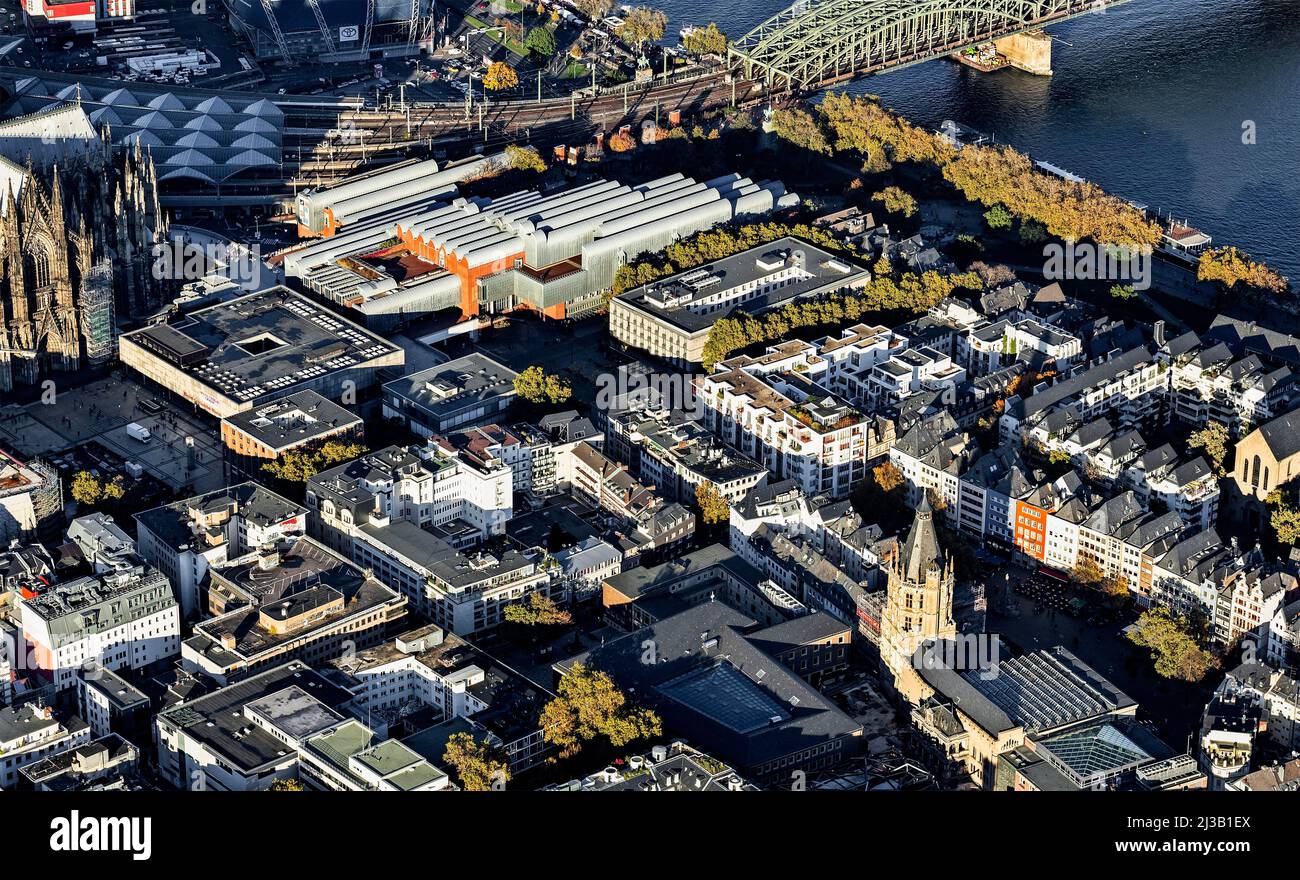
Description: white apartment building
xmin=156 ymin=661 xmax=445 ymax=791
xmin=962 ymin=316 xmax=1081 ymax=377
xmin=19 ymin=565 xmax=180 ymax=691
xmin=351 ymin=518 xmax=556 ymax=636
xmin=1124 ymin=447 xmax=1220 ymax=532
xmin=1169 ymin=338 xmax=1296 ymax=435
xmin=307 ymin=442 xmax=512 ymax=558
xmin=1001 ymin=345 xmax=1167 ymax=443
xmin=866 ymin=345 xmax=967 ymax=411
xmin=332 ymin=624 xmax=552 ymax=772
xmin=0 ymin=704 xmax=91 ymax=789
xmin=700 ymin=340 xmax=877 ymax=499
xmin=730 ymin=479 xmax=883 ymax=584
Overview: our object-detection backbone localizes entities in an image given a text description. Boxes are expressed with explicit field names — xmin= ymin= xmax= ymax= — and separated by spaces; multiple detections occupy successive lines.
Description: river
xmin=656 ymin=0 xmax=1300 ymax=284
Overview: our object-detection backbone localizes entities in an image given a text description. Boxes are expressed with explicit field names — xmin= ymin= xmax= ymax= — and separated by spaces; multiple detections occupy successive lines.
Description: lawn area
xmin=463 ymin=13 xmax=529 ymax=57
xmin=560 ymin=59 xmax=588 ymax=79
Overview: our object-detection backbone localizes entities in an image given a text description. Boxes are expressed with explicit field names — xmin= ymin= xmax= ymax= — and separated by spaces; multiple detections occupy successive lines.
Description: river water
xmin=658 ymin=0 xmax=1300 ymax=283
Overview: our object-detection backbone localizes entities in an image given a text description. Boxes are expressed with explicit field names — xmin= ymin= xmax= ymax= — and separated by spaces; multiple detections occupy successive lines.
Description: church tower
xmin=880 ymin=495 xmax=956 ymax=699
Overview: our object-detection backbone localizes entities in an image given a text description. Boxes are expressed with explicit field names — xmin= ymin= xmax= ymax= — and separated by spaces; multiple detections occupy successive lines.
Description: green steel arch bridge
xmin=728 ymin=0 xmax=1131 ymax=91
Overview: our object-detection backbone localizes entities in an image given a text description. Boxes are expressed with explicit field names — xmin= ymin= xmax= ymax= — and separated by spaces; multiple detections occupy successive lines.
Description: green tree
xmin=616 ymin=7 xmax=666 ymax=48
xmin=268 ymin=778 xmax=305 ymax=791
xmin=442 ymin=732 xmax=510 ymax=791
xmin=872 ymin=186 xmax=917 ymax=218
xmin=1109 ymin=283 xmax=1138 ymax=300
xmin=983 ymin=204 xmax=1013 ymax=230
xmin=540 ymin=663 xmax=662 ymax=760
xmin=682 ymin=22 xmax=727 ymax=55
xmin=513 ymin=366 xmax=572 ymax=405
xmin=1187 ymin=422 xmax=1229 ymax=475
xmin=504 ymin=591 xmax=572 ymax=626
xmin=1018 ymin=220 xmax=1048 ymax=245
xmin=695 ymin=481 xmax=730 ymax=526
xmin=523 ymin=26 xmax=557 ymax=59
xmin=1126 ymin=608 xmax=1215 ymax=682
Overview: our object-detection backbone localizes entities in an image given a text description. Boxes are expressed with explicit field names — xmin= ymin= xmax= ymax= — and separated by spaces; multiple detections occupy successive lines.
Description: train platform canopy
xmin=0 ymin=75 xmax=284 ymax=183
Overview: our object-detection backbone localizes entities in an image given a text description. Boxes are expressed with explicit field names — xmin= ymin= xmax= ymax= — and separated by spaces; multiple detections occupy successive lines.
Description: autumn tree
xmin=70 ymin=471 xmax=125 ymax=507
xmin=768 ymin=107 xmax=831 ymax=155
xmin=574 ymin=0 xmax=611 ymax=20
xmin=1070 ymin=555 xmax=1104 ymax=587
xmin=523 ymin=26 xmax=557 ymax=59
xmin=1187 ymin=422 xmax=1229 ymax=475
xmin=1099 ymin=574 xmax=1130 ymax=598
xmin=513 ymin=366 xmax=572 ymax=405
xmin=616 ymin=7 xmax=666 ymax=48
xmin=263 ymin=440 xmax=367 ymax=484
xmin=443 ymin=732 xmax=510 ymax=791
xmin=268 ymin=778 xmax=305 ymax=791
xmin=872 ymin=460 xmax=905 ymax=495
xmin=1198 ymin=246 xmax=1289 ymax=295
xmin=1126 ymin=608 xmax=1215 ymax=682
xmin=540 ymin=663 xmax=662 ymax=760
xmin=695 ymin=481 xmax=730 ymax=526
xmin=504 ymin=591 xmax=572 ymax=626
xmin=505 ymin=144 xmax=546 ymax=173
xmin=682 ymin=22 xmax=727 ymax=56
xmin=970 ymin=261 xmax=1016 ymax=287
xmin=1266 ymin=490 xmax=1300 ymax=545
xmin=872 ymin=186 xmax=917 ymax=218
xmin=483 ymin=61 xmax=519 ymax=92
xmin=608 ymin=130 xmax=636 ymax=152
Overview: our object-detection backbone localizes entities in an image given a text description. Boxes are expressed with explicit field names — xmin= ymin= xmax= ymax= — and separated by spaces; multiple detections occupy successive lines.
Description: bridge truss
xmin=729 ymin=0 xmax=1128 ymax=91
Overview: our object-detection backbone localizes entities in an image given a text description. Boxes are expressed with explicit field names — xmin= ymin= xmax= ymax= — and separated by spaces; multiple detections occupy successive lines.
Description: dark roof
xmin=157 ymin=661 xmax=353 ymax=774
xmin=557 ymin=603 xmax=861 ymax=770
xmin=1254 ymin=409 xmax=1300 ymax=462
xmin=898 ymin=495 xmax=944 ymax=583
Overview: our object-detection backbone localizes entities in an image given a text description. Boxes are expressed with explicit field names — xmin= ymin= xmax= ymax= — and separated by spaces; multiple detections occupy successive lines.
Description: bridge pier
xmin=994 ymin=30 xmax=1053 ymax=76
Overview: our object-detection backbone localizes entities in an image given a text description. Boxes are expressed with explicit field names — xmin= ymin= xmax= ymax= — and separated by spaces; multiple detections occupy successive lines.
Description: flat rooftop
xmin=222 ymin=390 xmax=362 ymax=452
xmin=157 ymin=661 xmax=354 ymax=774
xmin=616 ymin=237 xmax=869 ymax=334
xmin=121 ymin=286 xmax=402 ymax=407
xmin=383 ymin=353 xmax=518 ymax=423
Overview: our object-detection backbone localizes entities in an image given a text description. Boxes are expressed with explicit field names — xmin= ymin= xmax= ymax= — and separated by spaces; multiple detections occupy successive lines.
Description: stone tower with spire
xmin=880 ymin=495 xmax=957 ymax=700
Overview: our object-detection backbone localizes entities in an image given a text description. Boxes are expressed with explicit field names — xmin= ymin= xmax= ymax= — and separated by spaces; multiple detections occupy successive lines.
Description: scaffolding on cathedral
xmin=80 ymin=260 xmax=116 ymax=366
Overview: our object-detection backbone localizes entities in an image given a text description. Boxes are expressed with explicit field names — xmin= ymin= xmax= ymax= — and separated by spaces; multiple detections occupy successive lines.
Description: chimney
xmin=1153 ymin=320 xmax=1166 ymax=347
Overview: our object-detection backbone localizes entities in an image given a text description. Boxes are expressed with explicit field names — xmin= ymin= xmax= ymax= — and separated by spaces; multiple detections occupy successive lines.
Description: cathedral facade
xmin=0 ymin=104 xmax=167 ymax=392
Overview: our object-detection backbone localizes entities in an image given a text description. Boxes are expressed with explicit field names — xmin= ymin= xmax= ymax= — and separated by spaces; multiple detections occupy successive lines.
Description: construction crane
xmin=258 ymin=0 xmax=295 ymax=66
xmin=307 ymin=0 xmax=337 ymax=55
